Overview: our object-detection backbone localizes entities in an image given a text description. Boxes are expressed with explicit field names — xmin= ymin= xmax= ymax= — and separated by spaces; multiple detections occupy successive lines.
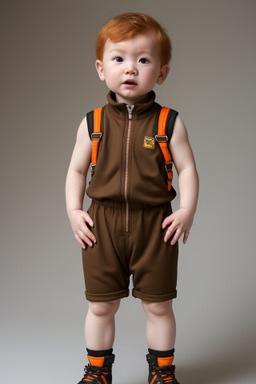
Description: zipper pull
xmin=126 ymin=105 xmax=134 ymax=120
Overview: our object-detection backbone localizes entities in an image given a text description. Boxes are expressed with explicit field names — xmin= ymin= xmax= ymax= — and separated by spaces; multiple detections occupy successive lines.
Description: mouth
xmin=123 ymin=80 xmax=137 ymax=86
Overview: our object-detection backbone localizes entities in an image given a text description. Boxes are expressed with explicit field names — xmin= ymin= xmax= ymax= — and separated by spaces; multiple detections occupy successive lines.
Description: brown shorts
xmin=82 ymin=200 xmax=178 ymax=302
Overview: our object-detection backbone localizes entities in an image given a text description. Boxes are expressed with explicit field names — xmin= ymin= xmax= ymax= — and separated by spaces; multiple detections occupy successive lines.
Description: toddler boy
xmin=66 ymin=12 xmax=199 ymax=384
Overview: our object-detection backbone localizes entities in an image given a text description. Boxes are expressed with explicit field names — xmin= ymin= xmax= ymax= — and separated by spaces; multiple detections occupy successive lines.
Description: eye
xmin=114 ymin=56 xmax=123 ymax=62
xmin=139 ymin=58 xmax=149 ymax=64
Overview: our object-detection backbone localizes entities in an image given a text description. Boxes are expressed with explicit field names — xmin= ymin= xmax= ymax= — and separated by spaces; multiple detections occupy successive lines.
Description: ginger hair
xmin=96 ymin=12 xmax=172 ymax=66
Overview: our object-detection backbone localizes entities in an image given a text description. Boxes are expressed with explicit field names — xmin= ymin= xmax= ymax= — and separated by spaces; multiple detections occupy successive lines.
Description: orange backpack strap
xmin=86 ymin=106 xmax=104 ymax=180
xmin=155 ymin=107 xmax=178 ymax=191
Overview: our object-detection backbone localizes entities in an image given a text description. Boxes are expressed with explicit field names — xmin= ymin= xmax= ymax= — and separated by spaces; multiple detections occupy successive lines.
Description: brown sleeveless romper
xmin=82 ymin=91 xmax=178 ymax=302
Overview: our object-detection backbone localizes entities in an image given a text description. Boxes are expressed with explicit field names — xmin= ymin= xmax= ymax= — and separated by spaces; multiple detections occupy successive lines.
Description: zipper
xmin=124 ymin=104 xmax=134 ymax=232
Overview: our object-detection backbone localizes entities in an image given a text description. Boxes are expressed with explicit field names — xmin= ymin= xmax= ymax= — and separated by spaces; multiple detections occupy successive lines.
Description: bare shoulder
xmin=76 ymin=117 xmax=91 ymax=146
xmin=68 ymin=117 xmax=92 ymax=175
xmin=169 ymin=115 xmax=196 ymax=173
xmin=170 ymin=115 xmax=189 ymax=146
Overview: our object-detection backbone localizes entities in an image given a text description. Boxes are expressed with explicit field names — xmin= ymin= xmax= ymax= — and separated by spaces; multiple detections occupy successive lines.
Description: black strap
xmin=86 ymin=108 xmax=105 ymax=141
xmin=166 ymin=109 xmax=178 ymax=141
xmin=154 ymin=108 xmax=178 ymax=142
xmin=86 ymin=110 xmax=94 ymax=140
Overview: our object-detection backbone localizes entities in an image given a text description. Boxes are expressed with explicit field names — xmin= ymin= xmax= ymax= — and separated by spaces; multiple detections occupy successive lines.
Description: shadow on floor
xmin=178 ymin=356 xmax=256 ymax=384
xmin=115 ymin=303 xmax=256 ymax=384
xmin=177 ymin=324 xmax=256 ymax=384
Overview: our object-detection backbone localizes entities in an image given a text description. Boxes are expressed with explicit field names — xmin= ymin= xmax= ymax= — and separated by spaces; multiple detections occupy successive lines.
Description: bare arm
xmin=65 ymin=117 xmax=96 ymax=249
xmin=162 ymin=115 xmax=199 ymax=245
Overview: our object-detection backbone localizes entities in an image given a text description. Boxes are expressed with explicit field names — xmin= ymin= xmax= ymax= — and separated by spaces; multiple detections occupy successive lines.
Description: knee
xmin=142 ymin=300 xmax=173 ymax=318
xmin=89 ymin=299 xmax=120 ymax=318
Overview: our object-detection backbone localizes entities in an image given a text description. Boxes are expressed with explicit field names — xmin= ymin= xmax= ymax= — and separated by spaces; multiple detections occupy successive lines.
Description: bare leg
xmin=85 ymin=300 xmax=120 ymax=350
xmin=142 ymin=300 xmax=176 ymax=350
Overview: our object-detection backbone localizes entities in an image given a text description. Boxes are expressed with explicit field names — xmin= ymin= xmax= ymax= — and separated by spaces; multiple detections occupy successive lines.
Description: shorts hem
xmin=85 ymin=289 xmax=129 ymax=302
xmin=132 ymin=288 xmax=177 ymax=302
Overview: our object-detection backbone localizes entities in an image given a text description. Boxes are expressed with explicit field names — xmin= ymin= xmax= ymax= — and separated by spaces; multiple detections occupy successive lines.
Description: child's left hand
xmin=162 ymin=208 xmax=194 ymax=245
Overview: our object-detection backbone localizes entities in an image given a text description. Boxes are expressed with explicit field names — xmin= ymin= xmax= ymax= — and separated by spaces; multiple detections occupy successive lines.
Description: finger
xmin=163 ymin=224 xmax=176 ymax=243
xmin=75 ymin=234 xmax=86 ymax=249
xmin=183 ymin=231 xmax=190 ymax=244
xmin=80 ymin=223 xmax=96 ymax=243
xmin=77 ymin=230 xmax=94 ymax=248
xmin=170 ymin=228 xmax=182 ymax=245
xmin=162 ymin=214 xmax=174 ymax=230
xmin=83 ymin=212 xmax=94 ymax=227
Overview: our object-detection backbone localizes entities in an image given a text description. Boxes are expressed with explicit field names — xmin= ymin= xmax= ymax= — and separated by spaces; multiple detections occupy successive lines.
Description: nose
xmin=125 ymin=62 xmax=138 ymax=75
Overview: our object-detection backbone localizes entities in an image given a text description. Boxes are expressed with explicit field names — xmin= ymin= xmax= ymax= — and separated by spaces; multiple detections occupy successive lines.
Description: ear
xmin=95 ymin=60 xmax=105 ymax=81
xmin=156 ymin=64 xmax=170 ymax=85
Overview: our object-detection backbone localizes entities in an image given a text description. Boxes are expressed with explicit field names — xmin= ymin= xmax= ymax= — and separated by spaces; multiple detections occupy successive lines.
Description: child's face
xmin=96 ymin=33 xmax=170 ymax=105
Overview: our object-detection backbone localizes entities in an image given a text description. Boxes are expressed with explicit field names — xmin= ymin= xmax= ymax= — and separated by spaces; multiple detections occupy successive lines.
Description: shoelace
xmin=152 ymin=365 xmax=176 ymax=383
xmin=82 ymin=364 xmax=108 ymax=383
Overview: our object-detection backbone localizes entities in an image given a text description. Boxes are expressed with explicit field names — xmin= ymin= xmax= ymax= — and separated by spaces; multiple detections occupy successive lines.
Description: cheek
xmin=106 ymin=71 xmax=118 ymax=83
xmin=105 ymin=71 xmax=119 ymax=89
xmin=143 ymin=70 xmax=159 ymax=85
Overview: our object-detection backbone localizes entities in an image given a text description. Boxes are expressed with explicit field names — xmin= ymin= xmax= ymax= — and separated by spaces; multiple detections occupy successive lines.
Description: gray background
xmin=1 ymin=0 xmax=256 ymax=383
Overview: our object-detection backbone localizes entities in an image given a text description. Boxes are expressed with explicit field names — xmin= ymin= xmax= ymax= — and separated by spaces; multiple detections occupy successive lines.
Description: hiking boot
xmin=146 ymin=353 xmax=180 ymax=384
xmin=78 ymin=354 xmax=115 ymax=384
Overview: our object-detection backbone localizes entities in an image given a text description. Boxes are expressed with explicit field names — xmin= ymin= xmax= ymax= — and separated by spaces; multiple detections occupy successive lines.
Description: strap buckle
xmin=165 ymin=161 xmax=173 ymax=172
xmin=91 ymin=132 xmax=102 ymax=140
xmin=155 ymin=135 xmax=168 ymax=143
xmin=90 ymin=164 xmax=96 ymax=180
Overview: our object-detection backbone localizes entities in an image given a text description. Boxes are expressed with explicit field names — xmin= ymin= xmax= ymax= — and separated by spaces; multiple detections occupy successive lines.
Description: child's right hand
xmin=68 ymin=209 xmax=96 ymax=249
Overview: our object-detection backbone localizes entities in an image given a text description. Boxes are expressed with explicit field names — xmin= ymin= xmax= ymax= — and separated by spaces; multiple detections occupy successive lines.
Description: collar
xmin=106 ymin=91 xmax=158 ymax=120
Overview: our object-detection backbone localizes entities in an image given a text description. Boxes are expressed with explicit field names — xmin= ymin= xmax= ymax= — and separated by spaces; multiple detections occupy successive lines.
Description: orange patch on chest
xmin=143 ymin=136 xmax=155 ymax=149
